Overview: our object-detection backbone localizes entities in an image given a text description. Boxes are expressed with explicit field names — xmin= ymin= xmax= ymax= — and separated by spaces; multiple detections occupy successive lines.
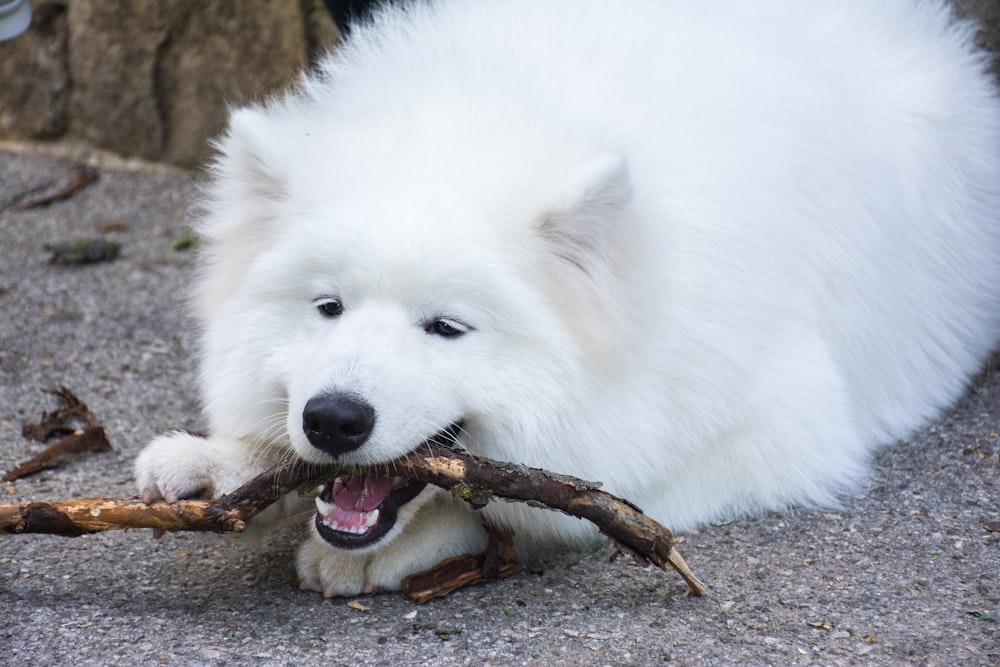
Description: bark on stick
xmin=0 ymin=442 xmax=706 ymax=595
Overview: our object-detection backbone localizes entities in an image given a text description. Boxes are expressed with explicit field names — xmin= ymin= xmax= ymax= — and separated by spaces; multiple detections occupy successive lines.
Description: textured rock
xmin=66 ymin=1 xmax=168 ymax=160
xmin=64 ymin=0 xmax=338 ymax=165
xmin=0 ymin=0 xmax=338 ymax=165
xmin=155 ymin=0 xmax=320 ymax=165
xmin=0 ymin=1 xmax=69 ymax=140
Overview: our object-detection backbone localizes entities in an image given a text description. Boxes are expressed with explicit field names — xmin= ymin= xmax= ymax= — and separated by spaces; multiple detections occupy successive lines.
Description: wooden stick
xmin=402 ymin=525 xmax=525 ymax=603
xmin=0 ymin=442 xmax=707 ymax=595
xmin=2 ymin=426 xmax=111 ymax=483
xmin=13 ymin=164 xmax=98 ymax=210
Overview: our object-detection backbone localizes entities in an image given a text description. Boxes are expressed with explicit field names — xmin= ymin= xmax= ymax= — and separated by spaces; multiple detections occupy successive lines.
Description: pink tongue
xmin=332 ymin=475 xmax=396 ymax=512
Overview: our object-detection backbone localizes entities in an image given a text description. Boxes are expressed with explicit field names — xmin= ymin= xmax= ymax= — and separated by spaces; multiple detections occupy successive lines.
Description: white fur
xmin=136 ymin=0 xmax=1000 ymax=596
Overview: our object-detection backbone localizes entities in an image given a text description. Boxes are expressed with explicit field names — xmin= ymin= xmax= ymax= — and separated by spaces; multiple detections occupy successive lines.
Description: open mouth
xmin=313 ymin=475 xmax=427 ymax=549
xmin=312 ymin=422 xmax=463 ymax=549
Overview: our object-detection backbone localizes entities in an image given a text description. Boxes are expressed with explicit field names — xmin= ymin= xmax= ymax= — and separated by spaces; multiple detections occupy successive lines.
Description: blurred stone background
xmin=0 ymin=0 xmax=998 ymax=168
xmin=0 ymin=0 xmax=339 ymax=166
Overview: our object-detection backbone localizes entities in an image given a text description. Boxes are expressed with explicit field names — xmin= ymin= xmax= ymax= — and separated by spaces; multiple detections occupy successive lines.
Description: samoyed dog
xmin=136 ymin=0 xmax=1000 ymax=597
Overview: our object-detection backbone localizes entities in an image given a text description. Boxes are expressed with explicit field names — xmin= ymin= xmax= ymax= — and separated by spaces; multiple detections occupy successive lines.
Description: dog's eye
xmin=315 ymin=298 xmax=344 ymax=318
xmin=426 ymin=318 xmax=469 ymax=338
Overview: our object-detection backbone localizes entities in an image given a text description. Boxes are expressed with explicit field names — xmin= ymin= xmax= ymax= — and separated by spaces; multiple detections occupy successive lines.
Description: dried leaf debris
xmin=44 ymin=238 xmax=120 ymax=265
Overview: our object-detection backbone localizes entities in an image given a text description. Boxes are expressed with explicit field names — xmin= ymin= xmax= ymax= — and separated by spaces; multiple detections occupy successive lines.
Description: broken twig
xmin=11 ymin=164 xmax=98 ymax=210
xmin=2 ymin=426 xmax=112 ymax=483
xmin=4 ymin=388 xmax=112 ymax=482
xmin=402 ymin=525 xmax=525 ymax=603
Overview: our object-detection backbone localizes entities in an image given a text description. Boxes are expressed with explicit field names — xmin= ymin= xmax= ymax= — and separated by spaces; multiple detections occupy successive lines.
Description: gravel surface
xmin=1 ymin=144 xmax=998 ymax=666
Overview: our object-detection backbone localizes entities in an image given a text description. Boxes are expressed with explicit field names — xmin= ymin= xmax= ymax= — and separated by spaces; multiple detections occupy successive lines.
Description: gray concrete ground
xmin=1 ymin=144 xmax=998 ymax=666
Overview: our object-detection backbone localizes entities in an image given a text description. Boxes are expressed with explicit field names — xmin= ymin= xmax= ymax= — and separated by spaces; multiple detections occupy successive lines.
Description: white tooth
xmin=315 ymin=495 xmax=335 ymax=515
xmin=365 ymin=509 xmax=380 ymax=528
xmin=321 ymin=516 xmax=366 ymax=534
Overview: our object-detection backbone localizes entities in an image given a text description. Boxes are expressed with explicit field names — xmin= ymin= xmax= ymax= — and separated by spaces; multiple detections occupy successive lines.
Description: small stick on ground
xmin=4 ymin=387 xmax=112 ymax=482
xmin=402 ymin=525 xmax=525 ymax=603
xmin=11 ymin=164 xmax=98 ymax=210
xmin=0 ymin=442 xmax=707 ymax=596
xmin=2 ymin=426 xmax=111 ymax=483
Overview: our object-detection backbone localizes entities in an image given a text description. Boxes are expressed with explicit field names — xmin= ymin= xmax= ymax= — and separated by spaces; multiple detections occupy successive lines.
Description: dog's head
xmin=192 ymin=102 xmax=636 ymax=549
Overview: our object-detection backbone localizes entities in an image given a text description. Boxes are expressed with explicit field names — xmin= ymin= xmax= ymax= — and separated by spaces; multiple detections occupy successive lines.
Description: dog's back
xmin=311 ymin=0 xmax=1000 ymax=526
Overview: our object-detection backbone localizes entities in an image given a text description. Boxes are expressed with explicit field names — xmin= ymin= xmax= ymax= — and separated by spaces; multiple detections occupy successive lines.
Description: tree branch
xmin=0 ymin=442 xmax=706 ymax=596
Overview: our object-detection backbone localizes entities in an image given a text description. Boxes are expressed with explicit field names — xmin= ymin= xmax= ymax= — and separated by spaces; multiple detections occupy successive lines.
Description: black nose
xmin=302 ymin=393 xmax=376 ymax=458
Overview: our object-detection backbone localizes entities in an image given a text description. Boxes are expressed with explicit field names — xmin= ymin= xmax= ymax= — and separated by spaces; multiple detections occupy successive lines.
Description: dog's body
xmin=136 ymin=0 xmax=1000 ymax=596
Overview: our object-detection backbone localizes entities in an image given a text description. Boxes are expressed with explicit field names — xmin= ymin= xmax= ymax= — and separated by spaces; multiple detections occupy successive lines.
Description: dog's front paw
xmin=134 ymin=432 xmax=265 ymax=503
xmin=296 ymin=493 xmax=488 ymax=597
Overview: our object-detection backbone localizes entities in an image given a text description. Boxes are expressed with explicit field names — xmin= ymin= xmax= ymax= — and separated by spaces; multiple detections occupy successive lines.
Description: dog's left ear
xmin=538 ymin=155 xmax=632 ymax=275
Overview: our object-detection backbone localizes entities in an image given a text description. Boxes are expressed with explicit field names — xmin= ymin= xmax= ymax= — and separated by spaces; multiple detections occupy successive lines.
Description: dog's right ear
xmin=198 ymin=107 xmax=289 ymax=242
xmin=538 ymin=155 xmax=632 ymax=279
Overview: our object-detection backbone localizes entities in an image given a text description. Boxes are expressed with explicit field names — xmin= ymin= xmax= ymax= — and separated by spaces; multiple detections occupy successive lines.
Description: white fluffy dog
xmin=136 ymin=0 xmax=1000 ymax=596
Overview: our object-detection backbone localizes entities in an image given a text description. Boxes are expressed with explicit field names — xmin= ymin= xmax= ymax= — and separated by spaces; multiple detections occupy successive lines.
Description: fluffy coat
xmin=136 ymin=0 xmax=1000 ymax=596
